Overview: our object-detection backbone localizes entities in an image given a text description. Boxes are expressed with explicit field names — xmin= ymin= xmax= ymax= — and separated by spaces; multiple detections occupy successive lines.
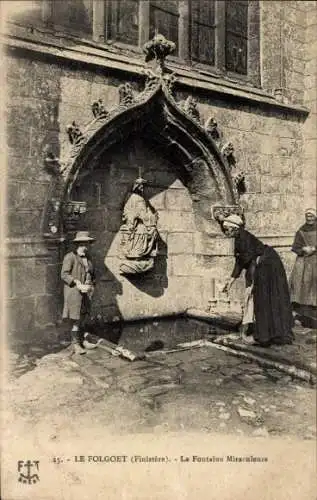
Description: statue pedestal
xmin=119 ymin=258 xmax=155 ymax=275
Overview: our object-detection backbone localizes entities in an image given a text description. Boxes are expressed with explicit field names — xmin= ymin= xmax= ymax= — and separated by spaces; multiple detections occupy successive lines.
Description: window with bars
xmin=7 ymin=0 xmax=260 ymax=83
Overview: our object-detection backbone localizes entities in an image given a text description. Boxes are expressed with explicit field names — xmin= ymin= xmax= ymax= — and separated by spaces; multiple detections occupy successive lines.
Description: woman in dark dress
xmin=222 ymin=215 xmax=294 ymax=346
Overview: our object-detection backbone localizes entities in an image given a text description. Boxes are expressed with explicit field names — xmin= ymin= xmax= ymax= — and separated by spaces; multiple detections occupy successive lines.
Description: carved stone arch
xmin=43 ymin=72 xmax=241 ymax=238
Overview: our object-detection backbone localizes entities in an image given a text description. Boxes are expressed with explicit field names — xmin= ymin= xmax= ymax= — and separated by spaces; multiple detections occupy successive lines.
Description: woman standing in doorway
xmin=289 ymin=208 xmax=317 ymax=326
xmin=222 ymin=214 xmax=294 ymax=346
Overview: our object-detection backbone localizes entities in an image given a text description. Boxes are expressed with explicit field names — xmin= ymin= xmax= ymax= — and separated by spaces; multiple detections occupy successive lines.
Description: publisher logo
xmin=18 ymin=460 xmax=40 ymax=484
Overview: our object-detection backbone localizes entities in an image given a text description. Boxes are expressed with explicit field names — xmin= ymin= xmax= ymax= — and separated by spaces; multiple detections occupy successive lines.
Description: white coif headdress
xmin=305 ymin=208 xmax=316 ymax=217
xmin=222 ymin=214 xmax=244 ymax=228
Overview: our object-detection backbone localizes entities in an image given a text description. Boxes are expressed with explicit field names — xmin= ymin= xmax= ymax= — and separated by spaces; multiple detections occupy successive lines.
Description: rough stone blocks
xmin=168 ymin=233 xmax=194 ymax=255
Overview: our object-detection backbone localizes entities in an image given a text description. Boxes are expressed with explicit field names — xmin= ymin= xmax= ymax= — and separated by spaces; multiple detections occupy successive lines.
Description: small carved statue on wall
xmin=66 ymin=121 xmax=84 ymax=145
xmin=118 ymin=83 xmax=135 ymax=107
xmin=221 ymin=142 xmax=236 ymax=168
xmin=205 ymin=116 xmax=220 ymax=140
xmin=119 ymin=177 xmax=159 ymax=275
xmin=91 ymin=99 xmax=108 ymax=119
xmin=179 ymin=96 xmax=201 ymax=124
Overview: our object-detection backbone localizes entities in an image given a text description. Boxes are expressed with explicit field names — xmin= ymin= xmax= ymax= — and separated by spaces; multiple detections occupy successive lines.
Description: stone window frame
xmin=36 ymin=0 xmax=260 ymax=87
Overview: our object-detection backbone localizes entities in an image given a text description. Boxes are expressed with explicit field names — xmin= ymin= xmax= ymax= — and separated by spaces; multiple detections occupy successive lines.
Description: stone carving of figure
xmin=119 ymin=177 xmax=159 ymax=275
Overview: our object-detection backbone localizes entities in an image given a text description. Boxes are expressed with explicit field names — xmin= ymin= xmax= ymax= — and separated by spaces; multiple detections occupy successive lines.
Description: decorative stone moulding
xmin=42 ymin=33 xmax=244 ymax=240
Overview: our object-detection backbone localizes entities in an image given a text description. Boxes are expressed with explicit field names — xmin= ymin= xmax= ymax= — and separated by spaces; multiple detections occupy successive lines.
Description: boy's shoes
xmin=83 ymin=332 xmax=100 ymax=349
xmin=82 ymin=339 xmax=97 ymax=350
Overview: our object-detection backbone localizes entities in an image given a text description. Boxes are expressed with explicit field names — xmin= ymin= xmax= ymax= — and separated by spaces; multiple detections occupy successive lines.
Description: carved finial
xmin=179 ymin=96 xmax=201 ymax=124
xmin=66 ymin=121 xmax=83 ymax=145
xmin=91 ymin=99 xmax=108 ymax=119
xmin=221 ymin=142 xmax=236 ymax=167
xmin=143 ymin=33 xmax=176 ymax=73
xmin=205 ymin=116 xmax=219 ymax=139
xmin=118 ymin=83 xmax=135 ymax=107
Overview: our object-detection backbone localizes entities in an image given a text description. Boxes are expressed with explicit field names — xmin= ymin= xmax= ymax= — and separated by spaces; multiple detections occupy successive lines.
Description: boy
xmin=61 ymin=231 xmax=98 ymax=354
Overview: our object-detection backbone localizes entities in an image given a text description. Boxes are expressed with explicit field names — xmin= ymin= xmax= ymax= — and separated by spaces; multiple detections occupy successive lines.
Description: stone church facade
xmin=3 ymin=1 xmax=316 ymax=342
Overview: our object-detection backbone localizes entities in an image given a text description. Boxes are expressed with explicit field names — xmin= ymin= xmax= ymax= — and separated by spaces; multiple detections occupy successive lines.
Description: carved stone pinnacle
xmin=143 ymin=33 xmax=176 ymax=73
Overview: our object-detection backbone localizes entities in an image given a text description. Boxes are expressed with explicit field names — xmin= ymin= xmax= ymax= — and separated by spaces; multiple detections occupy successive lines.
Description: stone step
xmin=186 ymin=308 xmax=241 ymax=331
xmin=212 ymin=335 xmax=317 ymax=376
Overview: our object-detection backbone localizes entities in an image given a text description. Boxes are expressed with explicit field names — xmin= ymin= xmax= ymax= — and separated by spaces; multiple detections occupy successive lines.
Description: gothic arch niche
xmin=43 ymin=36 xmax=244 ymax=321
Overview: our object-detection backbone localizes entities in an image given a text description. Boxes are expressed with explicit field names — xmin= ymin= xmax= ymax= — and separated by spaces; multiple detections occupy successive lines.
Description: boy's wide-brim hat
xmin=73 ymin=231 xmax=95 ymax=242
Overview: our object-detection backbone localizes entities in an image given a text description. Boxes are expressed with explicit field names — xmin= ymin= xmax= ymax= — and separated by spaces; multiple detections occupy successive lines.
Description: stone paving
xmin=5 ymin=323 xmax=316 ymax=442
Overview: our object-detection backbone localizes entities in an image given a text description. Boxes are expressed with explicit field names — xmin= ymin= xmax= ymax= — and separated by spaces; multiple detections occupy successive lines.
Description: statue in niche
xmin=119 ymin=176 xmax=159 ymax=275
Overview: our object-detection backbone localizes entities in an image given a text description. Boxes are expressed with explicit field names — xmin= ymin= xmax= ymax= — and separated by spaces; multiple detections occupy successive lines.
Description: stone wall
xmin=303 ymin=0 xmax=317 ymax=209
xmin=4 ymin=1 xmax=316 ymax=340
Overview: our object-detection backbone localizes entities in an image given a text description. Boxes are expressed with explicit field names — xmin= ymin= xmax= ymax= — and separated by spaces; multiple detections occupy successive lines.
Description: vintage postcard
xmin=1 ymin=1 xmax=316 ymax=499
